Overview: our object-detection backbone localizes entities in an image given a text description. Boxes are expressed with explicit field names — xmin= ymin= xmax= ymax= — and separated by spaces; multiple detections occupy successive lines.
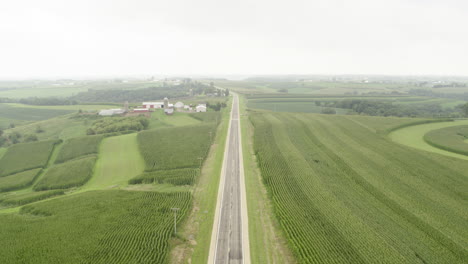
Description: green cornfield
xmin=55 ymin=135 xmax=103 ymax=163
xmin=0 ymin=190 xmax=64 ymax=206
xmin=0 ymin=168 xmax=42 ymax=192
xmin=251 ymin=112 xmax=468 ymax=263
xmin=0 ymin=140 xmax=59 ymax=177
xmin=424 ymin=125 xmax=468 ymax=156
xmin=34 ymin=156 xmax=97 ymax=191
xmin=138 ymin=124 xmax=215 ymax=171
xmin=129 ymin=168 xmax=199 ymax=185
xmin=0 ymin=190 xmax=191 ymax=263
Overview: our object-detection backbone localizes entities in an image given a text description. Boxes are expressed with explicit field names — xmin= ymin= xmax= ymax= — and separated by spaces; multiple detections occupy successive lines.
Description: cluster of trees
xmin=0 ymin=97 xmax=78 ymax=105
xmin=0 ymin=125 xmax=44 ymax=147
xmin=86 ymin=116 xmax=149 ymax=135
xmin=207 ymin=102 xmax=227 ymax=111
xmin=72 ymin=85 xmax=190 ymax=103
xmin=328 ymin=99 xmax=464 ymax=118
xmin=409 ymin=89 xmax=468 ymax=100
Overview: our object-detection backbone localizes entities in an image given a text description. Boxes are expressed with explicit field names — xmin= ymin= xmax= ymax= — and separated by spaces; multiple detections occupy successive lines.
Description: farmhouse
xmin=196 ymin=104 xmax=207 ymax=112
xmin=142 ymin=102 xmax=164 ymax=109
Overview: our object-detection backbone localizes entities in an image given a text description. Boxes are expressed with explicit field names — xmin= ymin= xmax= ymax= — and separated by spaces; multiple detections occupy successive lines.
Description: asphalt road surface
xmin=209 ymin=94 xmax=250 ymax=264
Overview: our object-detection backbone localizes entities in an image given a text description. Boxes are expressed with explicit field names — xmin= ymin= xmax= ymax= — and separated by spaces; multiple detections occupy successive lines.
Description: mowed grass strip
xmin=0 ymin=190 xmax=191 ymax=263
xmin=0 ymin=190 xmax=64 ymax=206
xmin=138 ymin=124 xmax=215 ymax=171
xmin=129 ymin=168 xmax=198 ymax=186
xmin=84 ymin=133 xmax=145 ymax=190
xmin=251 ymin=112 xmax=468 ymax=264
xmin=424 ymin=125 xmax=468 ymax=156
xmin=55 ymin=135 xmax=103 ymax=163
xmin=0 ymin=140 xmax=59 ymax=177
xmin=34 ymin=156 xmax=97 ymax=191
xmin=0 ymin=168 xmax=42 ymax=192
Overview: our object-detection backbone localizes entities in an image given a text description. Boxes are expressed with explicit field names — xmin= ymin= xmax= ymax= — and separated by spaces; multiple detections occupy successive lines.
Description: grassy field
xmin=0 ymin=103 xmax=74 ymax=129
xmin=0 ymin=190 xmax=191 ymax=263
xmin=251 ymin=111 xmax=468 ymax=263
xmin=423 ymin=125 xmax=468 ymax=156
xmin=4 ymin=115 xmax=89 ymax=141
xmin=84 ymin=133 xmax=145 ymax=191
xmin=0 ymin=140 xmax=58 ymax=177
xmin=390 ymin=120 xmax=468 ymax=160
xmin=55 ymin=135 xmax=103 ymax=163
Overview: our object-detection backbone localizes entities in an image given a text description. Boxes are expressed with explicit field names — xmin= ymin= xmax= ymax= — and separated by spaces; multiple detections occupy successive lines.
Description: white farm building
xmin=142 ymin=102 xmax=164 ymax=109
xmin=196 ymin=104 xmax=207 ymax=112
xmin=98 ymin=109 xmax=125 ymax=116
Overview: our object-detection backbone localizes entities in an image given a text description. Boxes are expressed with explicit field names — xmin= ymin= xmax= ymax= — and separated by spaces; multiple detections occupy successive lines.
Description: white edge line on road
xmin=238 ymin=95 xmax=251 ymax=264
xmin=208 ymin=94 xmax=235 ymax=264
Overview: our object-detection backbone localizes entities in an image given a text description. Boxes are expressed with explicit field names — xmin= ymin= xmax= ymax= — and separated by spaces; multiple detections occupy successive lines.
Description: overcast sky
xmin=0 ymin=0 xmax=467 ymax=79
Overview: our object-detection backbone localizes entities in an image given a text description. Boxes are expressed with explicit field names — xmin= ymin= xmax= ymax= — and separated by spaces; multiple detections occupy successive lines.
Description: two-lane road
xmin=208 ymin=94 xmax=250 ymax=264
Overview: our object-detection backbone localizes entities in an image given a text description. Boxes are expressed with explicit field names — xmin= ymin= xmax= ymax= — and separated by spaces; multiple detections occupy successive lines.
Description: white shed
xmin=196 ymin=105 xmax=207 ymax=112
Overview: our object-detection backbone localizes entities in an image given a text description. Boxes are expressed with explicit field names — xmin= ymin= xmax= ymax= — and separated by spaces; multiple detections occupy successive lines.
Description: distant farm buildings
xmin=98 ymin=98 xmax=208 ymax=116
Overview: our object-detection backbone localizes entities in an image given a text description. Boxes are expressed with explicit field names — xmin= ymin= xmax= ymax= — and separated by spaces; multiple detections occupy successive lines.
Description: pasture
xmin=85 ymin=133 xmax=145 ymax=190
xmin=0 ymin=190 xmax=191 ymax=263
xmin=424 ymin=125 xmax=468 ymax=156
xmin=389 ymin=120 xmax=468 ymax=160
xmin=0 ymin=103 xmax=73 ymax=129
xmin=251 ymin=111 xmax=468 ymax=263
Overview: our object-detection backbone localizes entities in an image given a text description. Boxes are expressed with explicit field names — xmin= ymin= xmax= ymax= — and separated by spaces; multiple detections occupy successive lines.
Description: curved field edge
xmin=423 ymin=125 xmax=468 ymax=156
xmin=250 ymin=112 xmax=468 ymax=263
xmin=389 ymin=120 xmax=468 ymax=160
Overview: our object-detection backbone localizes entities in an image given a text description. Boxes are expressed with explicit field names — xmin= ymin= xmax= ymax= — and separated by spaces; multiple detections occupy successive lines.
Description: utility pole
xmin=171 ymin=208 xmax=180 ymax=235
xmin=198 ymin=156 xmax=203 ymax=168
